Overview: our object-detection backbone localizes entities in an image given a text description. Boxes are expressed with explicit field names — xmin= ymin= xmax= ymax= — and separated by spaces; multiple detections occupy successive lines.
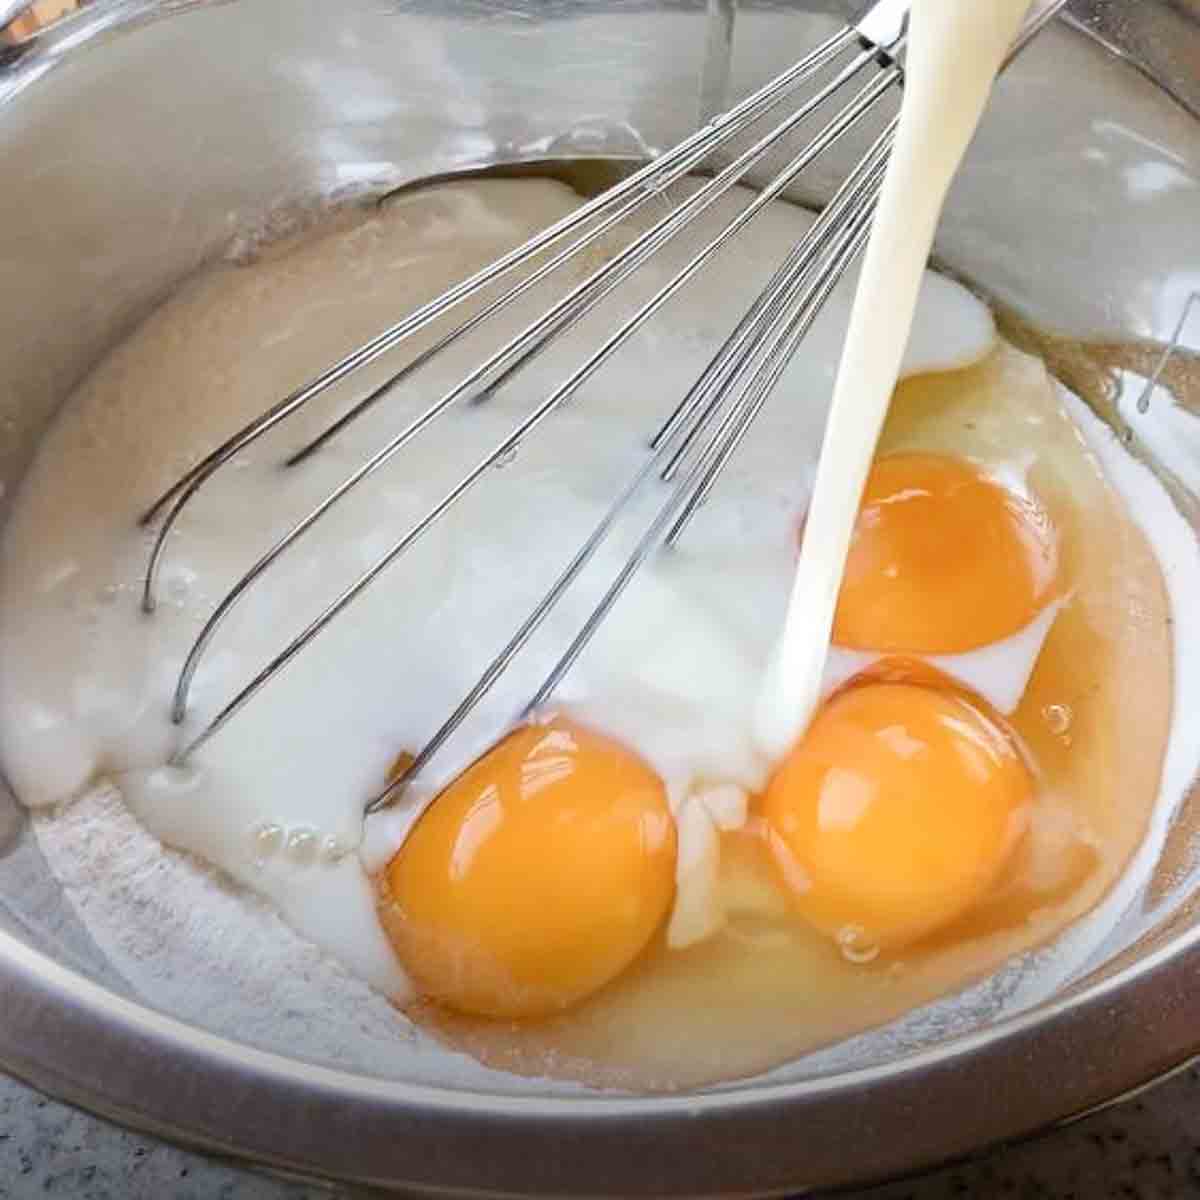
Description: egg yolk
xmin=381 ymin=718 xmax=676 ymax=1019
xmin=833 ymin=452 xmax=1057 ymax=654
xmin=761 ymin=682 xmax=1031 ymax=950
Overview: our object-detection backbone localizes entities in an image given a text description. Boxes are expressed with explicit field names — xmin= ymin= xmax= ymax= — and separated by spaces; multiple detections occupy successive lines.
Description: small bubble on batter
xmin=836 ymin=925 xmax=881 ymax=965
xmin=250 ymin=821 xmax=285 ymax=868
xmin=1042 ymin=703 xmax=1073 ymax=737
xmin=285 ymin=826 xmax=320 ymax=867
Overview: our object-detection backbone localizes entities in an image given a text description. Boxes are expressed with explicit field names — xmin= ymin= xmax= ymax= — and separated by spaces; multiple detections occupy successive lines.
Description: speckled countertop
xmin=3 ymin=1063 xmax=1199 ymax=1199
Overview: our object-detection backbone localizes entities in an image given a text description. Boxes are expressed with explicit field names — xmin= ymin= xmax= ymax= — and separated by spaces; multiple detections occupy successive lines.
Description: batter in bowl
xmin=0 ymin=175 xmax=1196 ymax=1089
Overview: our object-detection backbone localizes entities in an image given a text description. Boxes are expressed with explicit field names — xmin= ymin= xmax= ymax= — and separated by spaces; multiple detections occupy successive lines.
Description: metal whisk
xmin=138 ymin=0 xmax=1067 ymax=811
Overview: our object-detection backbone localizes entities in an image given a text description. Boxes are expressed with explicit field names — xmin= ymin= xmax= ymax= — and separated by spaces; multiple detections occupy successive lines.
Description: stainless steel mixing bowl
xmin=1 ymin=1 xmax=1199 ymax=1194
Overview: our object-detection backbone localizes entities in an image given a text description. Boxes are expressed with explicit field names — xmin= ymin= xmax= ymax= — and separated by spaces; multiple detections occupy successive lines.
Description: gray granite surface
xmin=2 ymin=1063 xmax=1200 ymax=1198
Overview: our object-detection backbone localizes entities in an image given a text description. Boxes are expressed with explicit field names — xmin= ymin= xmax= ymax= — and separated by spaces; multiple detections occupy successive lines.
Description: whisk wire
xmin=168 ymin=52 xmax=898 ymax=726
xmin=656 ymin=122 xmax=895 ymax=484
xmin=137 ymin=25 xmax=860 ymax=602
xmin=666 ymin=177 xmax=884 ymax=546
xmin=370 ymin=125 xmax=896 ymax=813
xmin=135 ymin=0 xmax=1074 ymax=802
xmin=521 ymin=168 xmax=884 ymax=722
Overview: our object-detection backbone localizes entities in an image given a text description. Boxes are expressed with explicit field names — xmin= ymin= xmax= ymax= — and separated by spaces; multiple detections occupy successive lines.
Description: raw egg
xmin=381 ymin=717 xmax=676 ymax=1019
xmin=834 ymin=452 xmax=1058 ymax=654
xmin=761 ymin=682 xmax=1032 ymax=950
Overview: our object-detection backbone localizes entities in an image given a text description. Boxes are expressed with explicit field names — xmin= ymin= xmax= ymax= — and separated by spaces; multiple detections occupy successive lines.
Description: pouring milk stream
xmin=756 ymin=0 xmax=1036 ymax=758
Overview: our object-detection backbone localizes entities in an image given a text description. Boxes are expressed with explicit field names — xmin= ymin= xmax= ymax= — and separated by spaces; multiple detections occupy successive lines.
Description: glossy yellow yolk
xmin=833 ymin=453 xmax=1058 ymax=654
xmin=761 ymin=683 xmax=1031 ymax=950
xmin=382 ymin=718 xmax=676 ymax=1019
